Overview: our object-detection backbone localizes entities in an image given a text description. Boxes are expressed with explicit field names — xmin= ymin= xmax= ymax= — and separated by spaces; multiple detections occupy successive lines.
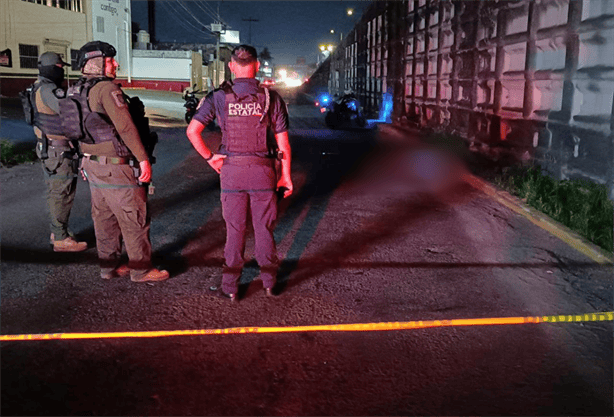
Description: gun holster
xmin=37 ymin=133 xmax=49 ymax=160
xmin=62 ymin=149 xmax=80 ymax=174
xmin=128 ymin=159 xmax=143 ymax=185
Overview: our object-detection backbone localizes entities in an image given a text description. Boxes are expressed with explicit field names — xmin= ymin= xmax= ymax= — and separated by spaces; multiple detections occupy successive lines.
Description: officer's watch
xmin=205 ymin=153 xmax=215 ymax=161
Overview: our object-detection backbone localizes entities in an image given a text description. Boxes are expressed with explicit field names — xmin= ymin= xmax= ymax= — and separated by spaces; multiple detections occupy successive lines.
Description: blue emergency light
xmin=319 ymin=94 xmax=331 ymax=105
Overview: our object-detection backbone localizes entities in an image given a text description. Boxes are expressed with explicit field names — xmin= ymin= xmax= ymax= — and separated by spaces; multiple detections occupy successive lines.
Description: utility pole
xmin=147 ymin=0 xmax=156 ymax=44
xmin=242 ymin=17 xmax=259 ymax=44
xmin=207 ymin=22 xmax=224 ymax=87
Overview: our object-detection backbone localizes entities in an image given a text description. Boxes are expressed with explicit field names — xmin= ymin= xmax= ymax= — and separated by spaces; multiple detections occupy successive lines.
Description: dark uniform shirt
xmin=193 ymin=78 xmax=289 ymax=156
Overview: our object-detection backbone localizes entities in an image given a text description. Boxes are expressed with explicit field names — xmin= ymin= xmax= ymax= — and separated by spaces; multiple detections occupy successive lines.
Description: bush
xmin=0 ymin=140 xmax=37 ymax=166
xmin=494 ymin=166 xmax=613 ymax=252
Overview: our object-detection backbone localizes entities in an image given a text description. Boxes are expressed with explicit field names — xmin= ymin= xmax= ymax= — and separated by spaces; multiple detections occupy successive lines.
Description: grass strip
xmin=0 ymin=140 xmax=37 ymax=166
xmin=422 ymin=131 xmax=613 ymax=253
xmin=493 ymin=166 xmax=613 ymax=252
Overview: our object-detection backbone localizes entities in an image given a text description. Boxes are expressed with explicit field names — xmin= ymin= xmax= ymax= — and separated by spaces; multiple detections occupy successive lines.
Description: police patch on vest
xmin=228 ymin=102 xmax=262 ymax=117
xmin=111 ymin=89 xmax=126 ymax=108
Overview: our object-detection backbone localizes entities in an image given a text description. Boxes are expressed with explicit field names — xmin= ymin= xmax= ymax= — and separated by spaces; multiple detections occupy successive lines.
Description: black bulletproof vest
xmin=31 ymin=83 xmax=65 ymax=136
xmin=221 ymin=82 xmax=270 ymax=155
xmin=62 ymin=77 xmax=129 ymax=156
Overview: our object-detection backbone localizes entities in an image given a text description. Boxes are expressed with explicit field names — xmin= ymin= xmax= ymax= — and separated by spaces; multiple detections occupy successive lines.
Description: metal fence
xmin=329 ymin=0 xmax=614 ymax=198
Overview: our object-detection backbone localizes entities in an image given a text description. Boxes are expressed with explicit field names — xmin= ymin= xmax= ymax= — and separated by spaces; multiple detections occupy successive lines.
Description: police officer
xmin=186 ymin=44 xmax=293 ymax=301
xmin=71 ymin=41 xmax=168 ymax=282
xmin=32 ymin=52 xmax=87 ymax=252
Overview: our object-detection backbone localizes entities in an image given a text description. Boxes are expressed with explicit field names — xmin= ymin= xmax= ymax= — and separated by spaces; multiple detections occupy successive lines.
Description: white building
xmin=0 ymin=0 xmax=205 ymax=96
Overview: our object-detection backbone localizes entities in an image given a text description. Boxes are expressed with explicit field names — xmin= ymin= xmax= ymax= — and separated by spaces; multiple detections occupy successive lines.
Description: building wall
xmin=331 ymin=0 xmax=614 ymax=198
xmin=1 ymin=0 xmax=132 ymax=96
xmin=122 ymin=50 xmax=203 ymax=92
xmin=90 ymin=0 xmax=133 ymax=80
xmin=0 ymin=0 xmax=88 ymax=95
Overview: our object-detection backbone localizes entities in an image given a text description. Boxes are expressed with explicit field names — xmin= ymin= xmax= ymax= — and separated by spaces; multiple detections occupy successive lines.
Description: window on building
xmin=22 ymin=0 xmax=82 ymax=13
xmin=70 ymin=49 xmax=79 ymax=70
xmin=19 ymin=44 xmax=39 ymax=69
xmin=97 ymin=16 xmax=105 ymax=33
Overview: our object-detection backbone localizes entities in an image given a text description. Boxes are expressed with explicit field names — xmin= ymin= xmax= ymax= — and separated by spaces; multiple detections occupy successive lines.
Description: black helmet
xmin=78 ymin=41 xmax=116 ymax=69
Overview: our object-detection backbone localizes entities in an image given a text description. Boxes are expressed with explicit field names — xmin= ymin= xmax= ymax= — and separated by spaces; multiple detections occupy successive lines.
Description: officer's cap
xmin=38 ymin=52 xmax=69 ymax=67
xmin=78 ymin=41 xmax=116 ymax=69
xmin=231 ymin=45 xmax=258 ymax=65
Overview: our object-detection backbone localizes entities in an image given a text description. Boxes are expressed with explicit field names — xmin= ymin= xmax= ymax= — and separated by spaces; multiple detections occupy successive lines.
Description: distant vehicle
xmin=261 ymin=78 xmax=276 ymax=88
xmin=321 ymin=93 xmax=367 ymax=129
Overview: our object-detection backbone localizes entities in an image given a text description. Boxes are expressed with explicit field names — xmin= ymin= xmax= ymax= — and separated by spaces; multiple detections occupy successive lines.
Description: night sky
xmin=131 ymin=0 xmax=371 ymax=66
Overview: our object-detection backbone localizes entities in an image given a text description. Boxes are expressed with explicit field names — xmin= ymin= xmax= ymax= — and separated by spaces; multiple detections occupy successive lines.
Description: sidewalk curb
xmin=381 ymin=124 xmax=614 ymax=265
xmin=464 ymin=174 xmax=613 ymax=265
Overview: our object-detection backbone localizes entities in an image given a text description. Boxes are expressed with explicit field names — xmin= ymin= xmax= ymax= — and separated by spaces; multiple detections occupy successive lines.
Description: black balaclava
xmin=39 ymin=65 xmax=65 ymax=87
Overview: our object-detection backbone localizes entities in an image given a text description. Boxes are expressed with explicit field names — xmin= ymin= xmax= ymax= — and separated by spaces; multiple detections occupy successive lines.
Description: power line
xmin=195 ymin=0 xmax=228 ymax=26
xmin=159 ymin=1 xmax=213 ymax=39
xmin=162 ymin=2 xmax=206 ymax=34
xmin=172 ymin=0 xmax=214 ymax=34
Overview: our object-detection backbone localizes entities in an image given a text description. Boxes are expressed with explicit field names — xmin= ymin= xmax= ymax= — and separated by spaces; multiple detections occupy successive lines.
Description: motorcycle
xmin=183 ymin=88 xmax=202 ymax=124
xmin=184 ymin=88 xmax=216 ymax=130
xmin=322 ymin=93 xmax=367 ymax=129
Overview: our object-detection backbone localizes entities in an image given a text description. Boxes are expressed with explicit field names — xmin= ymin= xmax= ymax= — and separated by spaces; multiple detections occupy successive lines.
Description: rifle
xmin=124 ymin=94 xmax=158 ymax=164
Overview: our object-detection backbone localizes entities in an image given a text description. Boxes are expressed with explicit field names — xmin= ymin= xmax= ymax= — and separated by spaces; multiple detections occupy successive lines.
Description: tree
xmin=259 ymin=47 xmax=272 ymax=61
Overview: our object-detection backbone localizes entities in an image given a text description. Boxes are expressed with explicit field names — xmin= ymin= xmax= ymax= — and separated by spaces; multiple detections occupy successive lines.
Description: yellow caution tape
xmin=0 ymin=312 xmax=611 ymax=342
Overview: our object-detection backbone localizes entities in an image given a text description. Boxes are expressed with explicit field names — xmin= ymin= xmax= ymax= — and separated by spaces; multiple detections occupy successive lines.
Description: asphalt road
xmin=1 ymin=87 xmax=612 ymax=416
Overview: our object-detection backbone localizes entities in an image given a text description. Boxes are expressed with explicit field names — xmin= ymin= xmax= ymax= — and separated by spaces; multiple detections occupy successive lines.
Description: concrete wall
xmin=330 ymin=0 xmax=614 ymax=198
xmin=132 ymin=50 xmax=191 ymax=80
xmin=124 ymin=50 xmax=203 ymax=92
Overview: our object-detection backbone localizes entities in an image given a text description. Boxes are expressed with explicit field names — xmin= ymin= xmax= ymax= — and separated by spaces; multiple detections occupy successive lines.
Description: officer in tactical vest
xmin=70 ymin=41 xmax=168 ymax=282
xmin=186 ymin=44 xmax=293 ymax=301
xmin=31 ymin=52 xmax=87 ymax=252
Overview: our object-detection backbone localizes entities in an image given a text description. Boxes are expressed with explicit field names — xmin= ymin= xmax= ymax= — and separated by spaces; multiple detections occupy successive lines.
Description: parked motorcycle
xmin=183 ymin=89 xmax=202 ymax=124
xmin=322 ymin=93 xmax=367 ymax=129
xmin=184 ymin=89 xmax=216 ymax=130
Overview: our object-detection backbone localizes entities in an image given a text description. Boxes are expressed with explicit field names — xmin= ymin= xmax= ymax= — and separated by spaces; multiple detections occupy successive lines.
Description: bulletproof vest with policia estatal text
xmin=19 ymin=82 xmax=65 ymax=136
xmin=60 ymin=77 xmax=130 ymax=157
xmin=221 ymin=81 xmax=271 ymax=155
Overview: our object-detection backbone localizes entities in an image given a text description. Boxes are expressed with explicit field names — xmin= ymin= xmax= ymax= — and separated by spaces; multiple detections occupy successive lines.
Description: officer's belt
xmin=224 ymin=155 xmax=274 ymax=166
xmin=83 ymin=154 xmax=133 ymax=165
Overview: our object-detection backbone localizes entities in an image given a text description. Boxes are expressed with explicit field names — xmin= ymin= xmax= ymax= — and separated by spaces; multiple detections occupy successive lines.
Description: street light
xmin=318 ymin=43 xmax=334 ymax=64
xmin=319 ymin=43 xmax=334 ymax=55
xmin=330 ymin=28 xmax=343 ymax=42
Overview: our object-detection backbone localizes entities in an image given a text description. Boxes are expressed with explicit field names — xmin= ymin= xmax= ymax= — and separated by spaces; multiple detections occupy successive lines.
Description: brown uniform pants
xmin=83 ymin=158 xmax=152 ymax=279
